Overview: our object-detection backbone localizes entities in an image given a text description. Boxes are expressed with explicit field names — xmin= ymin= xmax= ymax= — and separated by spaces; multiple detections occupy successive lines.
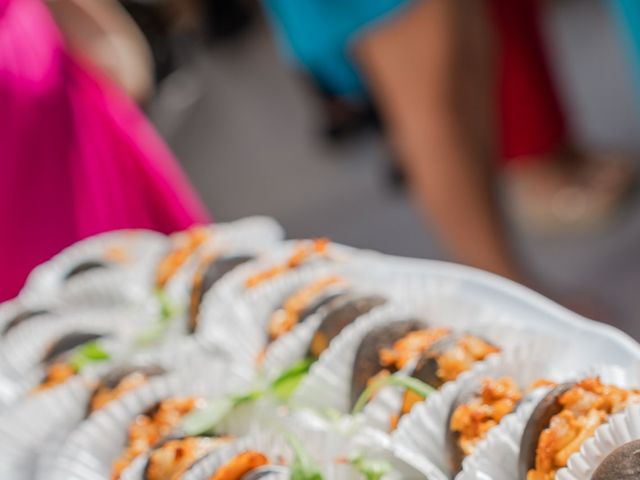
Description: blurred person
xmin=0 ymin=0 xmax=211 ymax=301
xmin=611 ymin=0 xmax=640 ymax=105
xmin=263 ymin=0 xmax=635 ymax=282
xmin=491 ymin=0 xmax=635 ymax=232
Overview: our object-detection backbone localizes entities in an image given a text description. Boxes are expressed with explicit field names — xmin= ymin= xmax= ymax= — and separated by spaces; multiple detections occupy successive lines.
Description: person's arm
xmin=355 ymin=0 xmax=523 ymax=281
xmin=47 ymin=0 xmax=154 ymax=103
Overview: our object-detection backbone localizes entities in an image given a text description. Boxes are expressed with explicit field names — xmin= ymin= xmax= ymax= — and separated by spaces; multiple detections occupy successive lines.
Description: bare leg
xmin=47 ymin=0 xmax=154 ymax=103
xmin=355 ymin=0 xmax=522 ymax=280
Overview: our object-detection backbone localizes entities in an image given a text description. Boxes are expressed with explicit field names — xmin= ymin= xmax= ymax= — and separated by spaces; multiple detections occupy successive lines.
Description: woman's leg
xmin=355 ymin=0 xmax=523 ymax=280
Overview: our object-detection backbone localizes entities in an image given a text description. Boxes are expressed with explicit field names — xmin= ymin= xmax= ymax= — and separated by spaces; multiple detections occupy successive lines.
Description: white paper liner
xmin=47 ymin=361 xmax=253 ymax=480
xmin=195 ymin=241 xmax=366 ymax=355
xmin=279 ymin=409 xmax=436 ymax=479
xmin=0 ymin=337 xmax=223 ymax=480
xmin=161 ymin=216 xmax=285 ymax=322
xmin=0 ymin=307 xmax=153 ymax=382
xmin=390 ymin=335 xmax=566 ymax=478
xmin=21 ymin=230 xmax=169 ymax=308
xmin=172 ymin=431 xmax=293 ymax=480
xmin=457 ymin=364 xmax=640 ymax=480
xmin=256 ymin=263 xmax=408 ymax=380
xmin=0 ymin=297 xmax=54 ymax=336
xmin=291 ymin=292 xmax=534 ymax=414
xmin=556 ymin=403 xmax=640 ymax=480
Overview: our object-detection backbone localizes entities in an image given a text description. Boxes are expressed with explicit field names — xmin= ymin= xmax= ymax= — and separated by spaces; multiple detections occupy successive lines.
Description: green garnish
xmin=181 ymin=389 xmax=263 ymax=436
xmin=270 ymin=357 xmax=314 ymax=401
xmin=284 ymin=431 xmax=324 ymax=480
xmin=352 ymin=373 xmax=435 ymax=414
xmin=135 ymin=289 xmax=180 ymax=346
xmin=349 ymin=454 xmax=392 ymax=480
xmin=181 ymin=358 xmax=313 ymax=436
xmin=68 ymin=341 xmax=110 ymax=372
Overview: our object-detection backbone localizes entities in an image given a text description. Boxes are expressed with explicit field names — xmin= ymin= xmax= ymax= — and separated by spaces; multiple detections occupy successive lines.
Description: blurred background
xmin=4 ymin=0 xmax=640 ymax=337
xmin=145 ymin=0 xmax=640 ymax=336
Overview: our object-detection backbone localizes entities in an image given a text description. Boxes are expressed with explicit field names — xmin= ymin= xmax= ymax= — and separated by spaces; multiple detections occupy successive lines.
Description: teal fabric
xmin=610 ymin=0 xmax=640 ymax=105
xmin=263 ymin=0 xmax=413 ymax=99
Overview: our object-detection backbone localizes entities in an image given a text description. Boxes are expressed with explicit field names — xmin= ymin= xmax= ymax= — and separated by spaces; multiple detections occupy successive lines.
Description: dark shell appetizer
xmin=307 ymin=293 xmax=387 ymax=360
xmin=156 ymin=226 xmax=212 ymax=289
xmin=88 ymin=365 xmax=165 ymax=414
xmin=267 ymin=275 xmax=350 ymax=344
xmin=592 ymin=439 xmax=640 ymax=480
xmin=189 ymin=254 xmax=254 ymax=332
xmin=350 ymin=323 xmax=499 ymax=429
xmin=519 ymin=378 xmax=640 ymax=480
xmin=446 ymin=376 xmax=524 ymax=473
xmin=349 ymin=319 xmax=448 ymax=409
xmin=112 ymin=396 xmax=206 ymax=479
xmin=34 ymin=332 xmax=105 ymax=393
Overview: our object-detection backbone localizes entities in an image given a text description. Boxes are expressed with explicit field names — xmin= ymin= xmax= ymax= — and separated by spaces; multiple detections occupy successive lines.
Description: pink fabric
xmin=0 ymin=0 xmax=211 ymax=301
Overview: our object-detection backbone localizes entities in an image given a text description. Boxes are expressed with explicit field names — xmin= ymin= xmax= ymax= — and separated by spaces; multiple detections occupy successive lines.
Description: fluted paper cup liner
xmin=279 ymin=409 xmax=437 ymax=479
xmin=457 ymin=364 xmax=640 ymax=480
xmin=196 ymin=241 xmax=364 ymax=351
xmin=0 ymin=336 xmax=221 ymax=480
xmin=162 ymin=216 xmax=285 ymax=321
xmin=390 ymin=336 xmax=565 ymax=478
xmin=47 ymin=361 xmax=252 ymax=480
xmin=557 ymin=403 xmax=640 ymax=480
xmin=21 ymin=230 xmax=168 ymax=308
xmin=170 ymin=431 xmax=293 ymax=480
xmin=194 ymin=255 xmax=336 ymax=366
xmin=0 ymin=307 xmax=152 ymax=381
xmin=291 ymin=291 xmax=533 ymax=414
xmin=196 ymin=253 xmax=379 ymax=370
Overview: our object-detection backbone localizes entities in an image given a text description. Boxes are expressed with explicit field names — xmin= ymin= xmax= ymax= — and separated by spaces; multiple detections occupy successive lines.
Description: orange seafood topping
xmin=268 ymin=275 xmax=346 ymax=341
xmin=146 ymin=436 xmax=231 ymax=480
xmin=379 ymin=327 xmax=451 ymax=371
xmin=111 ymin=396 xmax=203 ymax=480
xmin=189 ymin=252 xmax=220 ymax=330
xmin=450 ymin=377 xmax=523 ymax=456
xmin=89 ymin=371 xmax=152 ymax=413
xmin=209 ymin=450 xmax=270 ymax=480
xmin=32 ymin=362 xmax=76 ymax=393
xmin=528 ymin=378 xmax=640 ymax=480
xmin=433 ymin=336 xmax=500 ymax=383
xmin=156 ymin=226 xmax=211 ymax=289
xmin=245 ymin=239 xmax=330 ymax=289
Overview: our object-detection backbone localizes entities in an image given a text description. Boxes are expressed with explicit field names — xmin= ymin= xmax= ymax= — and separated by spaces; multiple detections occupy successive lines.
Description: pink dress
xmin=0 ymin=0 xmax=211 ymax=301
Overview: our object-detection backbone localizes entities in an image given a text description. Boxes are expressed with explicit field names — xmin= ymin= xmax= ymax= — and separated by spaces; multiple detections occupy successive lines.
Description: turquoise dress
xmin=610 ymin=0 xmax=640 ymax=105
xmin=263 ymin=0 xmax=415 ymax=99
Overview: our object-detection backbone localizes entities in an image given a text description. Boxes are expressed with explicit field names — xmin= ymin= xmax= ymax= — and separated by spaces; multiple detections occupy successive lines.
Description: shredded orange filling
xmin=146 ymin=436 xmax=231 ymax=480
xmin=450 ymin=377 xmax=523 ymax=456
xmin=89 ymin=371 xmax=151 ymax=413
xmin=189 ymin=253 xmax=220 ymax=330
xmin=209 ymin=450 xmax=270 ymax=480
xmin=379 ymin=327 xmax=452 ymax=371
xmin=156 ymin=226 xmax=210 ymax=289
xmin=433 ymin=336 xmax=500 ymax=383
xmin=111 ymin=396 xmax=203 ymax=480
xmin=245 ymin=239 xmax=330 ymax=289
xmin=528 ymin=378 xmax=640 ymax=480
xmin=32 ymin=362 xmax=76 ymax=393
xmin=268 ymin=275 xmax=346 ymax=341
